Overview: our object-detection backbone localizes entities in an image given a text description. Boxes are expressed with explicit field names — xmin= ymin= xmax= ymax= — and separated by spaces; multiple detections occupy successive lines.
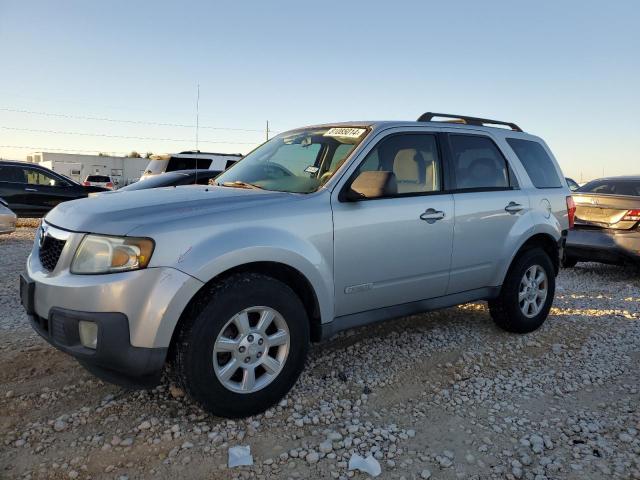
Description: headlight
xmin=71 ymin=235 xmax=154 ymax=274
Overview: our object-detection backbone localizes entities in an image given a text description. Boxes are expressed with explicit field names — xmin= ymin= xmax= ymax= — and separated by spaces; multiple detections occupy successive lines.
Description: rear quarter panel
xmin=490 ymin=132 xmax=569 ymax=284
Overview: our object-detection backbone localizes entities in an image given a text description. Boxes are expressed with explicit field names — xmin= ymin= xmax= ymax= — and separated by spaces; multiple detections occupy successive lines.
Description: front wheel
xmin=489 ymin=248 xmax=555 ymax=333
xmin=174 ymin=273 xmax=309 ymax=418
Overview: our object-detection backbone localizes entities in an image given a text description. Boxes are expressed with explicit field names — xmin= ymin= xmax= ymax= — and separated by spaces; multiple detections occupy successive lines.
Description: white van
xmin=141 ymin=151 xmax=242 ymax=180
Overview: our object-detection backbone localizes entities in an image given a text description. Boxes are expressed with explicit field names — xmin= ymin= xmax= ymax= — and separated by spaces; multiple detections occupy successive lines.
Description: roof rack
xmin=417 ymin=112 xmax=522 ymax=132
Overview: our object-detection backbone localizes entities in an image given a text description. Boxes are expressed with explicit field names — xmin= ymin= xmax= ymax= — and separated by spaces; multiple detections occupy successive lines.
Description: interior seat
xmin=393 ymin=149 xmax=426 ymax=193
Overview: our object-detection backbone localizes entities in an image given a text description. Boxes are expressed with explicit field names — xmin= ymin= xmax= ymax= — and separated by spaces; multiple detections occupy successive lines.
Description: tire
xmin=562 ymin=255 xmax=578 ymax=268
xmin=174 ymin=273 xmax=309 ymax=418
xmin=489 ymin=248 xmax=555 ymax=334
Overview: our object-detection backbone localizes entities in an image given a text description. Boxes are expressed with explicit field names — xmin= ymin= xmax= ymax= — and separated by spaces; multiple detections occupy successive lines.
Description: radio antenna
xmin=194 ymin=84 xmax=200 ymax=185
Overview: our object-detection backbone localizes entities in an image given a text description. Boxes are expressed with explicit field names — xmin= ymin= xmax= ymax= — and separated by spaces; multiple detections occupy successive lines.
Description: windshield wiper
xmin=219 ymin=181 xmax=264 ymax=190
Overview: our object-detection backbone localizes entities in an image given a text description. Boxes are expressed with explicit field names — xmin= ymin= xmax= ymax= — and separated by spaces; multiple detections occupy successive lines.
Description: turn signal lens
xmin=566 ymin=196 xmax=576 ymax=229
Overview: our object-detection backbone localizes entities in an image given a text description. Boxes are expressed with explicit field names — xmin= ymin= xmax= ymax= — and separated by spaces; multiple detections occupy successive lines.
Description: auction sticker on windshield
xmin=323 ymin=127 xmax=366 ymax=139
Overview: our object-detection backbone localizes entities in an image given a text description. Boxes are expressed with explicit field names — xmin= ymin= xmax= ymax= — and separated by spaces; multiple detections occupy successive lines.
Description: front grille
xmin=39 ymin=235 xmax=66 ymax=271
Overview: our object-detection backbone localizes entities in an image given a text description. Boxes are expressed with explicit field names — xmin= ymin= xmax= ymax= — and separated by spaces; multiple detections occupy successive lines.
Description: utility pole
xmin=266 ymin=120 xmax=270 ymax=142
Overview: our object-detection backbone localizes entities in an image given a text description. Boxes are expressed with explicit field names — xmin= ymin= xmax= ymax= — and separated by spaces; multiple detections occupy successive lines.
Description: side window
xmin=166 ymin=157 xmax=213 ymax=172
xmin=449 ymin=135 xmax=511 ymax=190
xmin=0 ymin=165 xmax=26 ymax=183
xmin=25 ymin=169 xmax=67 ymax=187
xmin=353 ymin=134 xmax=442 ymax=195
xmin=506 ymin=138 xmax=562 ymax=188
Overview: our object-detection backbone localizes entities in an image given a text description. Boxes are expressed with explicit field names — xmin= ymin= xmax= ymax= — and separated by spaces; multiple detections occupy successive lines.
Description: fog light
xmin=79 ymin=321 xmax=98 ymax=349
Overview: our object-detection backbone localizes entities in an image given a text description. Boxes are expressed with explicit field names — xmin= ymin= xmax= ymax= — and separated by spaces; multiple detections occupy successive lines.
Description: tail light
xmin=622 ymin=209 xmax=640 ymax=222
xmin=82 ymin=181 xmax=90 ymax=186
xmin=566 ymin=196 xmax=576 ymax=229
xmin=106 ymin=182 xmax=114 ymax=188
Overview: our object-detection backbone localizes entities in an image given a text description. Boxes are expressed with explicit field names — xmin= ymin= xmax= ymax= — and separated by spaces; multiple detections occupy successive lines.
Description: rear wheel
xmin=174 ymin=273 xmax=309 ymax=418
xmin=489 ymin=248 xmax=555 ymax=333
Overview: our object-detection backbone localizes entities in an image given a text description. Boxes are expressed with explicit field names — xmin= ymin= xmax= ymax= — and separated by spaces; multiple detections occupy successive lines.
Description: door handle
xmin=420 ymin=208 xmax=445 ymax=223
xmin=24 ymin=188 xmax=38 ymax=192
xmin=505 ymin=201 xmax=524 ymax=214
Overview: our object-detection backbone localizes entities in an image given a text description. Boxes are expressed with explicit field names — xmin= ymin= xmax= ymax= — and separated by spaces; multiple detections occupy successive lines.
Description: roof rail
xmin=417 ymin=112 xmax=522 ymax=132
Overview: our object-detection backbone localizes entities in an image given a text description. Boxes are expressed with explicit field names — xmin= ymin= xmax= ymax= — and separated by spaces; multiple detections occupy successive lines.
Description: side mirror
xmin=344 ymin=171 xmax=397 ymax=201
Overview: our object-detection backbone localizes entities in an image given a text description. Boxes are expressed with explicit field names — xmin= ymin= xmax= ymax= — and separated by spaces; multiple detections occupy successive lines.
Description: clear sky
xmin=1 ymin=0 xmax=638 ymax=181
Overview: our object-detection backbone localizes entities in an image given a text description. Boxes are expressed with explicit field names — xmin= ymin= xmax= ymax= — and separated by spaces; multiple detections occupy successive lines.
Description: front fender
xmin=168 ymin=226 xmax=334 ymax=326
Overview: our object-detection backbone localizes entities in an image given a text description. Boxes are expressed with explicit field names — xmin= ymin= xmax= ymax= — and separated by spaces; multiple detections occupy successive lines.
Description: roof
xmin=292 ymin=120 xmax=533 ymax=137
xmin=588 ymin=175 xmax=640 ymax=181
xmin=0 ymin=159 xmax=41 ymax=167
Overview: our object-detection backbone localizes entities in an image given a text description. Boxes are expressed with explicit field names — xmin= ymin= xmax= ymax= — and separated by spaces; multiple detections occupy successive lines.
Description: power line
xmin=0 ymin=125 xmax=259 ymax=145
xmin=0 ymin=107 xmax=272 ymax=132
xmin=0 ymin=145 xmax=130 ymax=155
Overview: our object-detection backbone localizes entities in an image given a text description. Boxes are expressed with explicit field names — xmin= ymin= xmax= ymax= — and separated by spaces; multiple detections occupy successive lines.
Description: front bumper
xmin=565 ymin=227 xmax=640 ymax=265
xmin=26 ymin=297 xmax=167 ymax=387
xmin=22 ymin=223 xmax=204 ymax=386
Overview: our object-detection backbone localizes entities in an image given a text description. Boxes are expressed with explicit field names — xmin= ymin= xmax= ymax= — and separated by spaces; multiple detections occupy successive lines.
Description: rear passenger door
xmin=444 ymin=132 xmax=532 ymax=294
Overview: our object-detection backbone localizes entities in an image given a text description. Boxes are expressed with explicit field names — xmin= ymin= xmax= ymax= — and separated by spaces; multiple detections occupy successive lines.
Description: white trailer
xmin=27 ymin=152 xmax=149 ymax=188
xmin=142 ymin=151 xmax=243 ymax=179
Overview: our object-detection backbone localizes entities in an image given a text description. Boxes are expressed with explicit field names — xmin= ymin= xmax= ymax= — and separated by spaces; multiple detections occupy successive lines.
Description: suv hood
xmin=45 ymin=185 xmax=293 ymax=236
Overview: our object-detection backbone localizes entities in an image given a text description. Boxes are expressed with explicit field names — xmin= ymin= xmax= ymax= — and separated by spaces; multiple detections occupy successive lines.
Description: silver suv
xmin=21 ymin=113 xmax=573 ymax=418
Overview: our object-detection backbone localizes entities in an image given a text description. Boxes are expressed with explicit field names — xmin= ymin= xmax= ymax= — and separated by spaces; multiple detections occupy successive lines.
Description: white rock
xmin=306 ymin=451 xmax=320 ymax=464
xmin=319 ymin=440 xmax=333 ymax=453
xmin=348 ymin=454 xmax=381 ymax=477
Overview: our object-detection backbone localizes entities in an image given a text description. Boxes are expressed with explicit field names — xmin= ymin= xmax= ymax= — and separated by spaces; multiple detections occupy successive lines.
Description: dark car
xmin=564 ymin=175 xmax=640 ymax=267
xmin=0 ymin=160 xmax=108 ymax=217
xmin=117 ymin=169 xmax=222 ymax=192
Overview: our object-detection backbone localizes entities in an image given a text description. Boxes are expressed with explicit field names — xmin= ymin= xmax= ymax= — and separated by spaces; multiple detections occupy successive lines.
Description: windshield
xmin=215 ymin=126 xmax=369 ymax=193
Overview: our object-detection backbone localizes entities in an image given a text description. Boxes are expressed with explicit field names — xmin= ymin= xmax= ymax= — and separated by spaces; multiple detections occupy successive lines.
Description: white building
xmin=27 ymin=152 xmax=150 ymax=187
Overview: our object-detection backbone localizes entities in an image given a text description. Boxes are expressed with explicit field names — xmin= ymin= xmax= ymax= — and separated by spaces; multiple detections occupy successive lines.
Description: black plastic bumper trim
xmin=28 ymin=305 xmax=167 ymax=388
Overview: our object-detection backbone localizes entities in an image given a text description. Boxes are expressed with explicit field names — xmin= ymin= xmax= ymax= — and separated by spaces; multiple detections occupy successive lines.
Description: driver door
xmin=331 ymin=130 xmax=454 ymax=317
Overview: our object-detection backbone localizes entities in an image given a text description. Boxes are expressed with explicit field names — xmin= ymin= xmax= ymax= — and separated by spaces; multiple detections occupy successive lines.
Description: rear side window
xmin=449 ymin=135 xmax=511 ymax=190
xmin=166 ymin=157 xmax=213 ymax=172
xmin=507 ymin=138 xmax=562 ymax=188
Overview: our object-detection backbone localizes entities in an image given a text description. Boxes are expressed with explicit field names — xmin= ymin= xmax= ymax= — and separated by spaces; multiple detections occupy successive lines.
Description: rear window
xmin=507 ymin=138 xmax=562 ymax=188
xmin=87 ymin=175 xmax=110 ymax=182
xmin=577 ymin=180 xmax=640 ymax=196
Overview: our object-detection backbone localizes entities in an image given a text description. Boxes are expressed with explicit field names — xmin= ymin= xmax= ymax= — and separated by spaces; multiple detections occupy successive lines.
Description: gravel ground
xmin=1 ymin=226 xmax=639 ymax=480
